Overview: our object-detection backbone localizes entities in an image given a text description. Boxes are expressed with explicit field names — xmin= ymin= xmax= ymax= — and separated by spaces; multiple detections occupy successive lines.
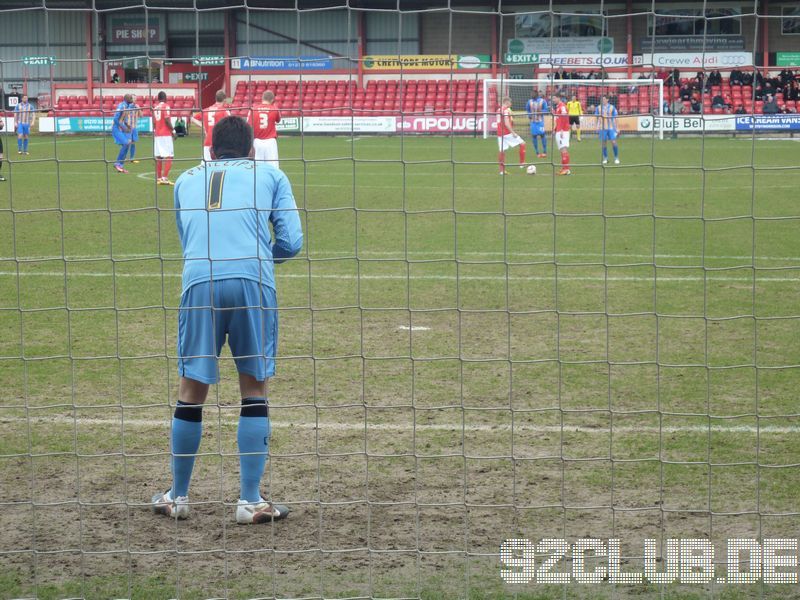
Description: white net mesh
xmin=1 ymin=1 xmax=800 ymax=599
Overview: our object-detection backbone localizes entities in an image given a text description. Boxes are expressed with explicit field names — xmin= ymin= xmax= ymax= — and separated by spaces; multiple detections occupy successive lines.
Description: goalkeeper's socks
xmin=116 ymin=146 xmax=128 ymax=165
xmin=170 ymin=401 xmax=203 ymax=498
xmin=237 ymin=397 xmax=270 ymax=503
xmin=577 ymin=129 xmax=581 ymax=141
xmin=23 ymin=139 xmax=29 ymax=152
xmin=613 ymin=145 xmax=619 ymax=159
xmin=532 ymin=137 xmax=539 ymax=154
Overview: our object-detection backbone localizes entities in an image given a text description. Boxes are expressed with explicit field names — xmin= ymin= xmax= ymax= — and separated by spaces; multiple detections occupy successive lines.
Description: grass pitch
xmin=1 ymin=130 xmax=800 ymax=599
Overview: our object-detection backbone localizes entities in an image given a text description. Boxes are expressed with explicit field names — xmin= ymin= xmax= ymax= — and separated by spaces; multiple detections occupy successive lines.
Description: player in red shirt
xmin=496 ymin=96 xmax=526 ymax=175
xmin=248 ymin=90 xmax=282 ymax=167
xmin=152 ymin=91 xmax=177 ymax=185
xmin=191 ymin=90 xmax=231 ymax=161
xmin=551 ymin=94 xmax=571 ymax=176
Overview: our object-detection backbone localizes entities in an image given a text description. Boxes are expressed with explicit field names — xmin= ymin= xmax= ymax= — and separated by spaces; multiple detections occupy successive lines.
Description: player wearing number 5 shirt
xmin=191 ymin=89 xmax=232 ymax=162
xmin=248 ymin=90 xmax=282 ymax=168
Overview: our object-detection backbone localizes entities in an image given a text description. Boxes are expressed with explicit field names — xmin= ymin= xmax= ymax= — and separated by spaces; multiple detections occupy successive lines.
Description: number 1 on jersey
xmin=207 ymin=171 xmax=225 ymax=210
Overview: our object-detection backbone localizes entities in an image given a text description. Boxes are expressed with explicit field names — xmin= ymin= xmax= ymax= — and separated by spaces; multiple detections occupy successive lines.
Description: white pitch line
xmin=1 ymin=271 xmax=799 ymax=283
xmin=1 ymin=416 xmax=798 ymax=435
xmin=398 ymin=325 xmax=431 ymax=331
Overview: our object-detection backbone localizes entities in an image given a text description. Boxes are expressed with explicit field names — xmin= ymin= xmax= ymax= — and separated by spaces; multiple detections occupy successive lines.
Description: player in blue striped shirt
xmin=14 ymin=95 xmax=35 ymax=155
xmin=526 ymin=91 xmax=548 ymax=158
xmin=152 ymin=116 xmax=303 ymax=525
xmin=595 ymin=95 xmax=621 ymax=165
xmin=111 ymin=94 xmax=134 ymax=173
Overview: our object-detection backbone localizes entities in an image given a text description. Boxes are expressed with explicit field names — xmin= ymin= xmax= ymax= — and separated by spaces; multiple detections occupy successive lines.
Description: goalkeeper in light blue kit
xmin=595 ymin=95 xmax=620 ymax=165
xmin=526 ymin=91 xmax=548 ymax=158
xmin=152 ymin=116 xmax=303 ymax=524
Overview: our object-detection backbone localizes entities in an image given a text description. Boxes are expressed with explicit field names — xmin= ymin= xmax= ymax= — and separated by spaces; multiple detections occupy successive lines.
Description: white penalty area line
xmin=1 ymin=270 xmax=799 ymax=283
xmin=5 ymin=250 xmax=800 ymax=262
xmin=1 ymin=415 xmax=799 ymax=435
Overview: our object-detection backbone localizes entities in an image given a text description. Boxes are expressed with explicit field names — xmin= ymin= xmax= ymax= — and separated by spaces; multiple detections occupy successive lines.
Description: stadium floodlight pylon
xmin=482 ymin=78 xmax=665 ymax=140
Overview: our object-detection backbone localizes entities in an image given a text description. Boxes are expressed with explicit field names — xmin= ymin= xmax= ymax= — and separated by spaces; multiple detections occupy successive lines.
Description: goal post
xmin=482 ymin=77 xmax=665 ymax=140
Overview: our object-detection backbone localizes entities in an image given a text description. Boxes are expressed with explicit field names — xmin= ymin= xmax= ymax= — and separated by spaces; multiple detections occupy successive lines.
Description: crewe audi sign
xmin=643 ymin=52 xmax=753 ymax=68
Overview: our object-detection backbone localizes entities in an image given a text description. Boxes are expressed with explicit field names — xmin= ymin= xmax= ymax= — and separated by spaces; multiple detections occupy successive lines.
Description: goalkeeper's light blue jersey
xmin=174 ymin=160 xmax=303 ymax=294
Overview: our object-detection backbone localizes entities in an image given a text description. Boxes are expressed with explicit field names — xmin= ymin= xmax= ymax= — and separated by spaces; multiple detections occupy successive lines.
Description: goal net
xmin=2 ymin=2 xmax=799 ymax=599
xmin=483 ymin=78 xmax=665 ymax=139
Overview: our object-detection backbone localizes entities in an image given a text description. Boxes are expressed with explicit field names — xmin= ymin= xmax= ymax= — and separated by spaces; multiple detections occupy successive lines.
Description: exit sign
xmin=23 ymin=56 xmax=56 ymax=66
xmin=192 ymin=55 xmax=224 ymax=66
xmin=184 ymin=72 xmax=209 ymax=81
xmin=503 ymin=53 xmax=539 ymax=65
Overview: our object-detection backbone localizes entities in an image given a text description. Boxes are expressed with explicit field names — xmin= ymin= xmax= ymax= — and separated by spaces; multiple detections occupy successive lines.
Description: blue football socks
xmin=237 ymin=397 xmax=270 ymax=503
xmin=170 ymin=401 xmax=203 ymax=498
xmin=116 ymin=145 xmax=128 ymax=165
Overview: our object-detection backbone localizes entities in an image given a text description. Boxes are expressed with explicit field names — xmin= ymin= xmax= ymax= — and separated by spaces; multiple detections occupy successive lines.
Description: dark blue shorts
xmin=178 ymin=279 xmax=278 ymax=384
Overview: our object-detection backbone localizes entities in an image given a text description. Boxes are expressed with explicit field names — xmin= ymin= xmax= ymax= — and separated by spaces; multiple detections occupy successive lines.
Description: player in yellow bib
xmin=566 ymin=94 xmax=583 ymax=142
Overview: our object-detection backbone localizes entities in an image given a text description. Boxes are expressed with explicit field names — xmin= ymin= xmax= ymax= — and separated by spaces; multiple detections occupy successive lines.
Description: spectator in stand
xmin=734 ymin=105 xmax=747 ymax=115
xmin=667 ymin=69 xmax=680 ymax=86
xmin=657 ymin=69 xmax=670 ymax=84
xmin=764 ymin=81 xmax=776 ymax=98
xmin=707 ymin=70 xmax=722 ymax=87
xmin=762 ymin=94 xmax=780 ymax=114
xmin=741 ymin=71 xmax=753 ymax=86
xmin=111 ymin=71 xmax=120 ymax=84
xmin=784 ymin=80 xmax=800 ymax=102
xmin=730 ymin=69 xmax=743 ymax=86
xmin=693 ymin=71 xmax=704 ymax=90
xmin=670 ymin=97 xmax=685 ymax=114
xmin=754 ymin=85 xmax=764 ymax=101
xmin=690 ymin=97 xmax=701 ymax=113
xmin=779 ymin=68 xmax=795 ymax=87
xmin=711 ymin=94 xmax=727 ymax=109
xmin=680 ymin=83 xmax=693 ymax=101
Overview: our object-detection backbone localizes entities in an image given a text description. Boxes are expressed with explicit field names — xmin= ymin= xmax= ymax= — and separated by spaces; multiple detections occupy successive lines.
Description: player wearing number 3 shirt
xmin=248 ymin=90 xmax=282 ymax=167
xmin=191 ymin=90 xmax=232 ymax=162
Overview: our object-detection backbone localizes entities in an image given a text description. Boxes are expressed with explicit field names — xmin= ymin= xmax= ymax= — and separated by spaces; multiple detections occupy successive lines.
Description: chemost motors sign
xmin=362 ymin=55 xmax=490 ymax=70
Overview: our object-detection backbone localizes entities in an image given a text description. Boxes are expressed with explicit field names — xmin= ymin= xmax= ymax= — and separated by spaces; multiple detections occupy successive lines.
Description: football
xmin=526 ymin=164 xmax=537 ymax=175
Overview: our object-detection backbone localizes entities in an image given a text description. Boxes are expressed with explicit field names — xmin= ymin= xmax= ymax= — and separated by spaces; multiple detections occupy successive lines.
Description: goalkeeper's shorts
xmin=178 ymin=278 xmax=278 ymax=384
